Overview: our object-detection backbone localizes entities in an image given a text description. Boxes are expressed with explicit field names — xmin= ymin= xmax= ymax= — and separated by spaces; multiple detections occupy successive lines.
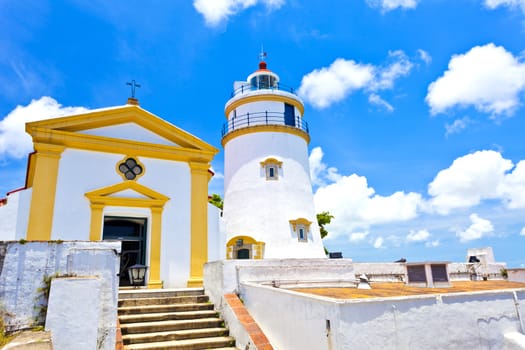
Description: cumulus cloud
xmin=311 ymin=147 xmax=525 ymax=242
xmin=427 ymin=150 xmax=525 ymax=214
xmin=445 ymin=117 xmax=472 ymax=136
xmin=373 ymin=237 xmax=385 ymax=248
xmin=521 ymin=227 xmax=525 ymax=236
xmin=0 ymin=97 xmax=88 ymax=160
xmin=457 ymin=213 xmax=494 ymax=242
xmin=349 ymin=231 xmax=369 ymax=242
xmin=193 ymin=0 xmax=284 ymax=27
xmin=312 ymin=147 xmax=423 ymax=238
xmin=426 ymin=43 xmax=525 ymax=117
xmin=406 ymin=229 xmax=430 ymax=242
xmin=299 ymin=51 xmax=413 ymax=109
xmin=367 ymin=0 xmax=418 ymax=12
xmin=298 ymin=59 xmax=374 ymax=109
xmin=484 ymin=0 xmax=525 ymax=12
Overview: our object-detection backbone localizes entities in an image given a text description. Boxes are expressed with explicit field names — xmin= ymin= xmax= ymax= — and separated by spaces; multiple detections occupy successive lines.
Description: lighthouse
xmin=221 ymin=56 xmax=326 ymax=259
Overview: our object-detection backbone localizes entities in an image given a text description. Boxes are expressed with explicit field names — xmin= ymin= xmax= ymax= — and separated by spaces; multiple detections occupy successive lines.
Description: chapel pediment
xmin=25 ymin=104 xmax=218 ymax=157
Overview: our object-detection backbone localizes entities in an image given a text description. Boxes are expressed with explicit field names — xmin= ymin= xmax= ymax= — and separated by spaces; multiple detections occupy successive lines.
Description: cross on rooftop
xmin=126 ymin=80 xmax=141 ymax=98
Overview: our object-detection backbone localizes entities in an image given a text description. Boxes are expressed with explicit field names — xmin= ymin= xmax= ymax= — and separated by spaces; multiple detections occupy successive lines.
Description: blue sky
xmin=1 ymin=0 xmax=525 ymax=266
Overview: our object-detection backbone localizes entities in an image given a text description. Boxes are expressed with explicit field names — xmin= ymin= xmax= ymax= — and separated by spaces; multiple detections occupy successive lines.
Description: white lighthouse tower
xmin=222 ymin=56 xmax=326 ymax=259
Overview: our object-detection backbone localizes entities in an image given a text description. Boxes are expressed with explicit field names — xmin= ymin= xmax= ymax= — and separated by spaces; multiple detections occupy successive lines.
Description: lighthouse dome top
xmin=246 ymin=61 xmax=280 ymax=90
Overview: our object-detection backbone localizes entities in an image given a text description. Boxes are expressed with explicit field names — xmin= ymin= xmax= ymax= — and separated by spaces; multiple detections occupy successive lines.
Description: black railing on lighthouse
xmin=221 ymin=111 xmax=309 ymax=138
xmin=231 ymin=82 xmax=297 ymax=97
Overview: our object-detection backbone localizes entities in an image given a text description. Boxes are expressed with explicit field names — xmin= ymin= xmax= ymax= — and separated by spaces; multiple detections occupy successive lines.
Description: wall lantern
xmin=128 ymin=264 xmax=148 ymax=287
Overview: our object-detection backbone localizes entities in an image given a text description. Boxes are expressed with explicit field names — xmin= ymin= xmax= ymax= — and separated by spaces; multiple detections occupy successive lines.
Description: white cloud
xmin=367 ymin=0 xmax=418 ymax=12
xmin=350 ymin=231 xmax=369 ymax=242
xmin=299 ymin=51 xmax=413 ymax=109
xmin=193 ymin=0 xmax=284 ymax=27
xmin=406 ymin=229 xmax=430 ymax=242
xmin=428 ymin=150 xmax=513 ymax=214
xmin=457 ymin=213 xmax=494 ymax=242
xmin=499 ymin=160 xmax=525 ymax=209
xmin=428 ymin=150 xmax=525 ymax=213
xmin=484 ymin=0 xmax=525 ymax=13
xmin=373 ymin=237 xmax=385 ymax=248
xmin=425 ymin=240 xmax=440 ymax=247
xmin=418 ymin=49 xmax=432 ymax=65
xmin=426 ymin=43 xmax=525 ymax=117
xmin=371 ymin=50 xmax=413 ymax=90
xmin=0 ymin=97 xmax=88 ymax=160
xmin=312 ymin=147 xmax=423 ymax=238
xmin=521 ymin=227 xmax=525 ymax=236
xmin=298 ymin=59 xmax=374 ymax=109
xmin=445 ymin=117 xmax=472 ymax=136
xmin=368 ymin=93 xmax=394 ymax=112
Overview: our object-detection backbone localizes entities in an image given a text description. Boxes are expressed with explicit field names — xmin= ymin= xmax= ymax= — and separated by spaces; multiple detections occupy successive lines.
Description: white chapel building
xmin=0 ymin=99 xmax=221 ymax=288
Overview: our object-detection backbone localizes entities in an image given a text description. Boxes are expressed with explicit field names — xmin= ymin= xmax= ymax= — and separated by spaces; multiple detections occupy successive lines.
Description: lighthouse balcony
xmin=221 ymin=111 xmax=309 ymax=138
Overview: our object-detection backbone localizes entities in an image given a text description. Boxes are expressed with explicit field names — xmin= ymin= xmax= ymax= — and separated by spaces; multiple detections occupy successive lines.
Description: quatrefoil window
xmin=118 ymin=157 xmax=144 ymax=180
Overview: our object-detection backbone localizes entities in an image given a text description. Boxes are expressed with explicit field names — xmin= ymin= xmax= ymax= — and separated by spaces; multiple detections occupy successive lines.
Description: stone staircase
xmin=118 ymin=288 xmax=237 ymax=350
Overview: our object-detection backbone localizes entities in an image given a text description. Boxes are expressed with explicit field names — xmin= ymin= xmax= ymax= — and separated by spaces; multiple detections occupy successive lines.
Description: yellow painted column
xmin=187 ymin=162 xmax=210 ymax=287
xmin=88 ymin=203 xmax=104 ymax=241
xmin=148 ymin=206 xmax=164 ymax=289
xmin=26 ymin=143 xmax=65 ymax=240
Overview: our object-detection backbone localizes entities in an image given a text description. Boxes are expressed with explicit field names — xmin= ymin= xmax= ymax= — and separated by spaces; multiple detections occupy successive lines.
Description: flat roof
xmin=292 ymin=280 xmax=525 ymax=299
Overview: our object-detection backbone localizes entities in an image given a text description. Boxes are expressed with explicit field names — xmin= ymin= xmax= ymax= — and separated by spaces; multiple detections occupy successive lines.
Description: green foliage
xmin=208 ymin=194 xmax=224 ymax=210
xmin=500 ymin=268 xmax=508 ymax=279
xmin=317 ymin=211 xmax=334 ymax=239
xmin=0 ymin=307 xmax=13 ymax=346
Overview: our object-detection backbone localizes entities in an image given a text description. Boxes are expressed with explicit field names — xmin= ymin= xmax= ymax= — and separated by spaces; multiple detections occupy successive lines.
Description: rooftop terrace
xmin=292 ymin=280 xmax=525 ymax=299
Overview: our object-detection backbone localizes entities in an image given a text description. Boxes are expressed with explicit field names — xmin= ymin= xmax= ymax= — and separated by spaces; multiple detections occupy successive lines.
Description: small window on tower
xmin=260 ymin=158 xmax=283 ymax=181
xmin=289 ymin=218 xmax=312 ymax=242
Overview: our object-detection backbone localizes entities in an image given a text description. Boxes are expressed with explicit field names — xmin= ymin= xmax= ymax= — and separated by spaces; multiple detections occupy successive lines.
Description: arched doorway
xmin=226 ymin=236 xmax=265 ymax=259
xmin=103 ymin=216 xmax=147 ymax=286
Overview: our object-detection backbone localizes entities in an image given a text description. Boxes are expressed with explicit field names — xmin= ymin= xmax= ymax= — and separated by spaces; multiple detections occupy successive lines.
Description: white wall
xmin=0 ymin=190 xmax=31 ymax=240
xmin=239 ymin=282 xmax=525 ymax=350
xmin=223 ymin=131 xmax=325 ymax=258
xmin=0 ymin=241 xmax=120 ymax=350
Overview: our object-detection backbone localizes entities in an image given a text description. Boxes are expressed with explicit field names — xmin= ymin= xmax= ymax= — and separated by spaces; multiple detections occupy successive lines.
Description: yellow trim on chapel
xmin=187 ymin=162 xmax=211 ymax=287
xmin=260 ymin=157 xmax=283 ymax=168
xmin=225 ymin=94 xmax=304 ymax=118
xmin=26 ymin=143 xmax=65 ymax=240
xmin=222 ymin=124 xmax=310 ymax=147
xmin=85 ymin=181 xmax=169 ymax=289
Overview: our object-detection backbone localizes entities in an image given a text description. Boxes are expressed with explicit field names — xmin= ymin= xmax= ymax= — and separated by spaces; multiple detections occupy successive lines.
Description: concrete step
xmin=119 ymin=310 xmax=219 ymax=324
xmin=121 ymin=317 xmax=224 ymax=335
xmin=123 ymin=336 xmax=236 ymax=350
xmin=122 ymin=327 xmax=230 ymax=344
xmin=119 ymin=288 xmax=204 ymax=300
xmin=119 ymin=295 xmax=209 ymax=307
xmin=119 ymin=302 xmax=214 ymax=315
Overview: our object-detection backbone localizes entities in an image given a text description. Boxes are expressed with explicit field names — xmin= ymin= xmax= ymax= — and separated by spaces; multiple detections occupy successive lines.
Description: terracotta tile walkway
xmin=292 ymin=280 xmax=525 ymax=299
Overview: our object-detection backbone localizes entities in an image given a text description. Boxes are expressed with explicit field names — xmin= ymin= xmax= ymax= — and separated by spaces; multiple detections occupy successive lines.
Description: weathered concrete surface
xmin=2 ymin=331 xmax=53 ymax=350
xmin=45 ymin=277 xmax=101 ymax=350
xmin=0 ymin=241 xmax=120 ymax=350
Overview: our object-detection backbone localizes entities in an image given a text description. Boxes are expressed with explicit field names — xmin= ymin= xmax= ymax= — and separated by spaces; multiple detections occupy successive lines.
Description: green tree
xmin=317 ymin=211 xmax=334 ymax=239
xmin=208 ymin=194 xmax=223 ymax=210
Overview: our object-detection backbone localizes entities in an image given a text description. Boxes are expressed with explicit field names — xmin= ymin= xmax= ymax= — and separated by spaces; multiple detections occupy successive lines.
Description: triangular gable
xmin=85 ymin=181 xmax=170 ymax=208
xmin=26 ymin=104 xmax=218 ymax=154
